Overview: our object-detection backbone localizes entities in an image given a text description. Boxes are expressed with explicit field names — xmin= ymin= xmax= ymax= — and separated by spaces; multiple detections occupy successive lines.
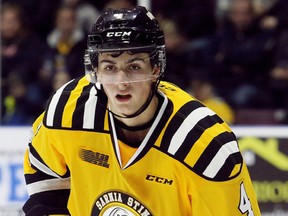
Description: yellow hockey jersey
xmin=23 ymin=77 xmax=261 ymax=215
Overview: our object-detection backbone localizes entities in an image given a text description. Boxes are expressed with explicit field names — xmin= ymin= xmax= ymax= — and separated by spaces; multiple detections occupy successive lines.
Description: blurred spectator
xmin=46 ymin=5 xmax=87 ymax=79
xmin=158 ymin=17 xmax=190 ymax=89
xmin=52 ymin=71 xmax=71 ymax=92
xmin=158 ymin=16 xmax=213 ymax=90
xmin=268 ymin=30 xmax=288 ymax=123
xmin=2 ymin=71 xmax=45 ymax=125
xmin=62 ymin=0 xmax=100 ymax=33
xmin=206 ymin=0 xmax=276 ymax=108
xmin=215 ymin=0 xmax=231 ymax=22
xmin=103 ymin=0 xmax=137 ymax=10
xmin=215 ymin=0 xmax=272 ymax=23
xmin=186 ymin=72 xmax=235 ymax=125
xmin=258 ymin=0 xmax=288 ymax=33
xmin=1 ymin=0 xmax=287 ymax=125
xmin=2 ymin=0 xmax=60 ymax=40
xmin=1 ymin=3 xmax=50 ymax=124
xmin=158 ymin=13 xmax=233 ymax=127
xmin=152 ymin=0 xmax=216 ymax=39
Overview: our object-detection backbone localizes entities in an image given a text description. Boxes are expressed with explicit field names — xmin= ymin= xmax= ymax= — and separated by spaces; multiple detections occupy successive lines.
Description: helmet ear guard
xmin=84 ymin=50 xmax=95 ymax=84
xmin=84 ymin=49 xmax=98 ymax=84
xmin=156 ymin=45 xmax=166 ymax=77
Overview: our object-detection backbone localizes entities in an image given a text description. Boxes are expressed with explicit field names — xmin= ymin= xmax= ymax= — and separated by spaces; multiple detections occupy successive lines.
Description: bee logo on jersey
xmin=91 ymin=191 xmax=152 ymax=216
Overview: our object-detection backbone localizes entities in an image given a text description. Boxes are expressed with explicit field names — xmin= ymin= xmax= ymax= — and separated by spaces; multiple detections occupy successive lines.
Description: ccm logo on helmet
xmin=106 ymin=31 xmax=132 ymax=37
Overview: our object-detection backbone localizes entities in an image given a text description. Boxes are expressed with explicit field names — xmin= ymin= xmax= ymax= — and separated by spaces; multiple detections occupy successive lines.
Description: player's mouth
xmin=116 ymin=94 xmax=132 ymax=102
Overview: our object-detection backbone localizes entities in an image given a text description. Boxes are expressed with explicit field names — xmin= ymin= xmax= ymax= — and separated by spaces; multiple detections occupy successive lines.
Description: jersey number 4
xmin=239 ymin=182 xmax=254 ymax=216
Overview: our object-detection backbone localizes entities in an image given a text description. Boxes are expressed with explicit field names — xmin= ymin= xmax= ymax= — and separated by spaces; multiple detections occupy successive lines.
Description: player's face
xmin=97 ymin=52 xmax=158 ymax=117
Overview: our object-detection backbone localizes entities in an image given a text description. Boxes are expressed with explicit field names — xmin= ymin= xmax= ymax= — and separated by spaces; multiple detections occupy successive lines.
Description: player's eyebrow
xmin=99 ymin=56 xmax=147 ymax=65
xmin=126 ymin=57 xmax=146 ymax=64
xmin=99 ymin=59 xmax=116 ymax=64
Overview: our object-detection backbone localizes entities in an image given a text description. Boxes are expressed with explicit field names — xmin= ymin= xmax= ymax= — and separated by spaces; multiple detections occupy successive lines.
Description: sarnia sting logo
xmin=91 ymin=191 xmax=152 ymax=216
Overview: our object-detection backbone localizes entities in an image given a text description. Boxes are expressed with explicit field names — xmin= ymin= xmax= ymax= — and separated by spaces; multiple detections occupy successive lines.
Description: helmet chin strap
xmin=94 ymin=82 xmax=157 ymax=119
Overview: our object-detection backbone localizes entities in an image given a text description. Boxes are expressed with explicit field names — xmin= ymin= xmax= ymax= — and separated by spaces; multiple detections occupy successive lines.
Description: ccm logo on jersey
xmin=106 ymin=31 xmax=132 ymax=37
xmin=146 ymin=174 xmax=173 ymax=185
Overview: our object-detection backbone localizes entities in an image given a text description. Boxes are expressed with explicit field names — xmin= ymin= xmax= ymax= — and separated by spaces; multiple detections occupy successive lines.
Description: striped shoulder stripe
xmin=72 ymin=84 xmax=96 ymax=129
xmin=26 ymin=178 xmax=70 ymax=196
xmin=159 ymin=100 xmax=242 ymax=181
xmin=43 ymin=78 xmax=107 ymax=131
xmin=26 ymin=142 xmax=71 ymax=196
xmin=44 ymin=78 xmax=80 ymax=127
xmin=71 ymin=84 xmax=107 ymax=130
xmin=193 ymin=131 xmax=243 ymax=181
xmin=160 ymin=100 xmax=204 ymax=152
xmin=28 ymin=143 xmax=70 ymax=179
xmin=160 ymin=100 xmax=223 ymax=156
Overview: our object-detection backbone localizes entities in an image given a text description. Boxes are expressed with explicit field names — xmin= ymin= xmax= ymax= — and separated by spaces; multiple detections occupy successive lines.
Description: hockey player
xmin=23 ymin=6 xmax=261 ymax=216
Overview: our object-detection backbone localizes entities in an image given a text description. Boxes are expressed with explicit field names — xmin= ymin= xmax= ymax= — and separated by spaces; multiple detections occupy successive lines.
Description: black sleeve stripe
xmin=214 ymin=152 xmax=243 ymax=180
xmin=25 ymin=167 xmax=71 ymax=185
xmin=29 ymin=142 xmax=49 ymax=167
xmin=69 ymin=84 xmax=107 ymax=131
xmin=43 ymin=78 xmax=108 ymax=131
xmin=193 ymin=132 xmax=236 ymax=173
xmin=198 ymin=114 xmax=224 ymax=129
xmin=22 ymin=190 xmax=70 ymax=216
xmin=43 ymin=96 xmax=56 ymax=127
xmin=25 ymin=172 xmax=56 ymax=185
xmin=192 ymin=131 xmax=242 ymax=181
xmin=72 ymin=84 xmax=94 ymax=129
xmin=53 ymin=78 xmax=81 ymax=127
xmin=94 ymin=89 xmax=108 ymax=131
xmin=157 ymin=98 xmax=240 ymax=181
xmin=161 ymin=101 xmax=223 ymax=160
xmin=43 ymin=78 xmax=80 ymax=127
xmin=175 ymin=114 xmax=223 ymax=161
xmin=28 ymin=143 xmax=70 ymax=179
xmin=160 ymin=100 xmax=204 ymax=152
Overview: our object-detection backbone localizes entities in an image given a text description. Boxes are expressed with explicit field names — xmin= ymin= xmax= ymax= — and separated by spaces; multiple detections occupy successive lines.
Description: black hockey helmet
xmin=84 ymin=6 xmax=166 ymax=85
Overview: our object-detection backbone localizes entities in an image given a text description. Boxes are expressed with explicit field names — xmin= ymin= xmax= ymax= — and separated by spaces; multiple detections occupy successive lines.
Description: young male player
xmin=23 ymin=6 xmax=261 ymax=215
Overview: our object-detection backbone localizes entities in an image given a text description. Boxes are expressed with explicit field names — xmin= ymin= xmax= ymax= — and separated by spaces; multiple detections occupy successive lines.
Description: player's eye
xmin=103 ymin=65 xmax=116 ymax=72
xmin=128 ymin=64 xmax=141 ymax=71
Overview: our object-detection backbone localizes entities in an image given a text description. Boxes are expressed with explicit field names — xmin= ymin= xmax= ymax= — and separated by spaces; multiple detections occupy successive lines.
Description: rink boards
xmin=0 ymin=126 xmax=287 ymax=216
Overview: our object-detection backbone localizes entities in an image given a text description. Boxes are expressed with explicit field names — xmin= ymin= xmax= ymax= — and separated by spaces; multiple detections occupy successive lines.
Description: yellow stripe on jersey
xmin=103 ymin=109 xmax=110 ymax=131
xmin=61 ymin=92 xmax=78 ymax=128
xmin=44 ymin=77 xmax=109 ymax=131
xmin=184 ymin=122 xmax=226 ymax=167
xmin=230 ymin=163 xmax=242 ymax=178
xmin=61 ymin=78 xmax=88 ymax=127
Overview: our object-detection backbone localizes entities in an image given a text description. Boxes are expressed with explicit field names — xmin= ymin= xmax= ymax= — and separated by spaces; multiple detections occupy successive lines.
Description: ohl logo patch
xmin=91 ymin=191 xmax=152 ymax=216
